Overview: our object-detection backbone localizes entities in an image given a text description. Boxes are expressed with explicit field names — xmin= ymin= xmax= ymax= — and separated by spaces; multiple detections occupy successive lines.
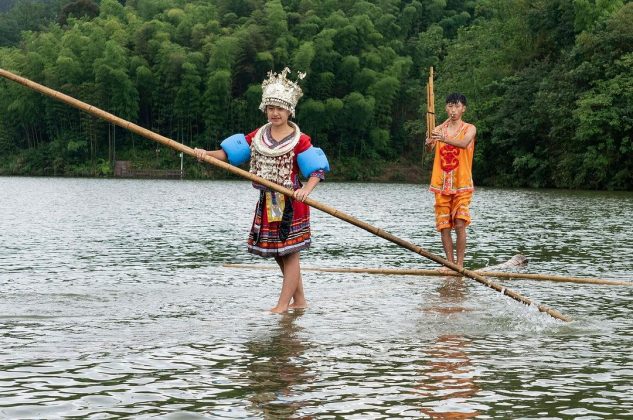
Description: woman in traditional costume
xmin=194 ymin=68 xmax=329 ymax=313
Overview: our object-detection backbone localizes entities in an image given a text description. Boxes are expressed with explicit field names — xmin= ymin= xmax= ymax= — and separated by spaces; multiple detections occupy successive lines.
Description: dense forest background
xmin=0 ymin=0 xmax=631 ymax=189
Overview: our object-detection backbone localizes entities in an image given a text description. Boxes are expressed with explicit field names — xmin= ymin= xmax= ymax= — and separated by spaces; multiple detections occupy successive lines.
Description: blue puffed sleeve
xmin=220 ymin=134 xmax=251 ymax=166
xmin=297 ymin=146 xmax=330 ymax=178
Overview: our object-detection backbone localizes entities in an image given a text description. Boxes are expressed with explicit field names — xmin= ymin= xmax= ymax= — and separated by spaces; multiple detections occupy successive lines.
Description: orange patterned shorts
xmin=434 ymin=192 xmax=472 ymax=231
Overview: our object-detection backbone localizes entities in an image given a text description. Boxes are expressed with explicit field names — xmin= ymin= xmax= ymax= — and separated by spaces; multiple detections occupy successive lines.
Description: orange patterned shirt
xmin=429 ymin=122 xmax=475 ymax=195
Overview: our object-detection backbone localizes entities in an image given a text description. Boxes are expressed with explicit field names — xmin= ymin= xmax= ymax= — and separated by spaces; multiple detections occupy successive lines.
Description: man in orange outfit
xmin=425 ymin=93 xmax=477 ymax=270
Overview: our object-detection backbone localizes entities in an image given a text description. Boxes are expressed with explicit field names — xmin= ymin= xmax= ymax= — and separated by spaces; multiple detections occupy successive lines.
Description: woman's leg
xmin=289 ymin=253 xmax=307 ymax=309
xmin=270 ymin=252 xmax=306 ymax=313
xmin=274 ymin=256 xmax=285 ymax=274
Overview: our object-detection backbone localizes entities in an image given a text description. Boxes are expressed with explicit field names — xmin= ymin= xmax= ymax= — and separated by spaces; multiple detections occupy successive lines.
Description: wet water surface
xmin=1 ymin=177 xmax=632 ymax=418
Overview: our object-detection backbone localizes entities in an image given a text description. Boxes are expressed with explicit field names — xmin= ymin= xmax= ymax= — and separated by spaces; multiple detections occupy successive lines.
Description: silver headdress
xmin=259 ymin=67 xmax=306 ymax=117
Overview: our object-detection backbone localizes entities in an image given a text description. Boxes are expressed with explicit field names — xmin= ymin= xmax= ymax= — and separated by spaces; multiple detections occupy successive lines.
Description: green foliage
xmin=59 ymin=0 xmax=100 ymax=26
xmin=0 ymin=0 xmax=63 ymax=46
xmin=0 ymin=0 xmax=630 ymax=188
xmin=437 ymin=0 xmax=633 ymax=189
xmin=573 ymin=0 xmax=624 ymax=32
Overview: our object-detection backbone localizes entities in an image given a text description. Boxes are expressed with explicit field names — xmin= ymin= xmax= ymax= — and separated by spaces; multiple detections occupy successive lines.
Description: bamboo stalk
xmin=223 ymin=264 xmax=631 ymax=286
xmin=0 ymin=68 xmax=572 ymax=322
xmin=429 ymin=66 xmax=435 ymax=133
xmin=426 ymin=80 xmax=430 ymax=139
xmin=425 ymin=67 xmax=435 ymax=139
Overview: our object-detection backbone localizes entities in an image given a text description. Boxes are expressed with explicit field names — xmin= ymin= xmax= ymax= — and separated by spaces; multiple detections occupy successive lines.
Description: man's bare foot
xmin=269 ymin=305 xmax=289 ymax=314
xmin=438 ymin=266 xmax=459 ymax=274
xmin=289 ymin=301 xmax=308 ymax=309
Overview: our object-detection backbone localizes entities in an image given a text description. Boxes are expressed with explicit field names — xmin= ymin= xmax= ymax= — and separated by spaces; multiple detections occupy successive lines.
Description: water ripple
xmin=0 ymin=178 xmax=632 ymax=418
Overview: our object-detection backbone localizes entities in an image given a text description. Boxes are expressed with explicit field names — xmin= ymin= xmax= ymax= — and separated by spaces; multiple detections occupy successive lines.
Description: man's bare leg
xmin=439 ymin=228 xmax=457 ymax=273
xmin=454 ymin=219 xmax=467 ymax=268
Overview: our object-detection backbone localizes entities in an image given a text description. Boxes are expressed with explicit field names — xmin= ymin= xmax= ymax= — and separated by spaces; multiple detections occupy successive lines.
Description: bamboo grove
xmin=0 ymin=0 xmax=631 ymax=189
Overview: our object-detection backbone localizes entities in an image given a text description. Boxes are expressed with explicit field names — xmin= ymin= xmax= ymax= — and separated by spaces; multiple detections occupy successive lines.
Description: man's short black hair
xmin=446 ymin=92 xmax=467 ymax=106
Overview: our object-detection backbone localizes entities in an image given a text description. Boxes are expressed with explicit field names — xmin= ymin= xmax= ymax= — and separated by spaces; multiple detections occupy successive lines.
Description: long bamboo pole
xmin=0 ymin=68 xmax=571 ymax=322
xmin=223 ymin=264 xmax=631 ymax=286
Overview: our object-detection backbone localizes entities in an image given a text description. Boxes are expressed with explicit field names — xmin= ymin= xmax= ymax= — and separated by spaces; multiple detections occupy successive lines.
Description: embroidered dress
xmin=429 ymin=123 xmax=475 ymax=195
xmin=245 ymin=123 xmax=324 ymax=257
xmin=429 ymin=122 xmax=475 ymax=230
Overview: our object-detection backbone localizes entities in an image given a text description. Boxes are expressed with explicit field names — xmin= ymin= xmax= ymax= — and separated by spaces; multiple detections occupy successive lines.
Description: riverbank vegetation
xmin=0 ymin=0 xmax=631 ymax=189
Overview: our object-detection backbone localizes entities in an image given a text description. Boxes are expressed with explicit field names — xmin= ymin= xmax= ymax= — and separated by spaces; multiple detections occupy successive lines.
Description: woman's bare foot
xmin=269 ymin=305 xmax=289 ymax=314
xmin=289 ymin=300 xmax=308 ymax=309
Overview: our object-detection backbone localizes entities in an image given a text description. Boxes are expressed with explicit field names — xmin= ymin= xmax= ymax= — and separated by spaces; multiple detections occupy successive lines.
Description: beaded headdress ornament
xmin=259 ymin=67 xmax=306 ymax=117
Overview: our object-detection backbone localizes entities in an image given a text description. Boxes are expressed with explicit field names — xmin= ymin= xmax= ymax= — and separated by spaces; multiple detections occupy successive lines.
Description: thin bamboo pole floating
xmin=223 ymin=264 xmax=631 ymax=286
xmin=476 ymin=270 xmax=630 ymax=286
xmin=0 ymin=68 xmax=571 ymax=322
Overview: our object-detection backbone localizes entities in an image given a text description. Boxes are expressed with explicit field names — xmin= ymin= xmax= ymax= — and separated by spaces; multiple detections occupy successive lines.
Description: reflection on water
xmin=419 ymin=280 xmax=479 ymax=419
xmin=0 ymin=177 xmax=632 ymax=418
xmin=246 ymin=310 xmax=312 ymax=418
xmin=419 ymin=335 xmax=479 ymax=419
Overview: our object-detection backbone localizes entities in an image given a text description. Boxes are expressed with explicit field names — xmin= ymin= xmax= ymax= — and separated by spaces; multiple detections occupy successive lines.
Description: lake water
xmin=1 ymin=177 xmax=632 ymax=418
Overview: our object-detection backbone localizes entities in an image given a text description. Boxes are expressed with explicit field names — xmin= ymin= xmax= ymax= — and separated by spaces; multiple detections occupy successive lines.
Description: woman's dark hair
xmin=446 ymin=92 xmax=467 ymax=106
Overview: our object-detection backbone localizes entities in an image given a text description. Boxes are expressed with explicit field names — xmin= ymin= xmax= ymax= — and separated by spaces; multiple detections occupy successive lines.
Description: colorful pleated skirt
xmin=247 ymin=190 xmax=311 ymax=257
